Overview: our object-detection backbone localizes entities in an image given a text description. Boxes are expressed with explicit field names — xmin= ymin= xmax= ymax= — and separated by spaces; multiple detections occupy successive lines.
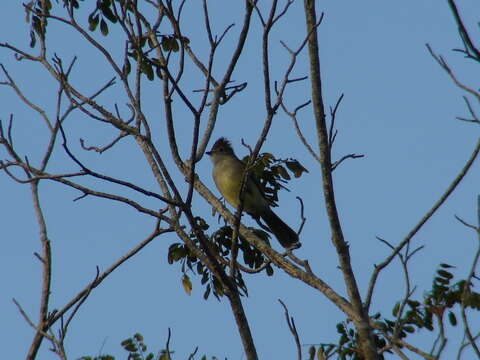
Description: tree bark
xmin=227 ymin=290 xmax=258 ymax=360
xmin=302 ymin=1 xmax=379 ymax=359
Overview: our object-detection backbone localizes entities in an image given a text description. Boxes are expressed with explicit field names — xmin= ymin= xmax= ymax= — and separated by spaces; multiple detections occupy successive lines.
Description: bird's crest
xmin=209 ymin=137 xmax=234 ymax=154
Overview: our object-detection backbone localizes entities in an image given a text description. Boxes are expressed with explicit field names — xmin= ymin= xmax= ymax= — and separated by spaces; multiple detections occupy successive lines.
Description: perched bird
xmin=206 ymin=137 xmax=300 ymax=250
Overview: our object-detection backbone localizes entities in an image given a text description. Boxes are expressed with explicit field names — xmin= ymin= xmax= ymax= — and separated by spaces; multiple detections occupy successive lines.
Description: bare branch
xmin=366 ymin=138 xmax=480 ymax=310
xmin=46 ymin=228 xmax=170 ymax=327
xmin=426 ymin=44 xmax=480 ymax=102
xmin=296 ymin=196 xmax=307 ymax=236
xmin=278 ymin=300 xmax=302 ymax=360
xmin=457 ymin=96 xmax=480 ymax=124
xmin=279 ymin=95 xmax=319 ymax=162
xmin=458 ymin=195 xmax=480 ymax=358
xmin=0 ymin=64 xmax=52 ymax=130
xmin=80 ymin=132 xmax=128 ymax=153
xmin=26 ymin=180 xmax=52 ymax=359
xmin=447 ymin=0 xmax=480 ymax=61
xmin=331 ymin=153 xmax=365 ymax=171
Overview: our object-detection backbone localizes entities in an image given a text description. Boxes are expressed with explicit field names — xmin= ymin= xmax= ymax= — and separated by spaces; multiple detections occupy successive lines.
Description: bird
xmin=206 ymin=137 xmax=301 ymax=250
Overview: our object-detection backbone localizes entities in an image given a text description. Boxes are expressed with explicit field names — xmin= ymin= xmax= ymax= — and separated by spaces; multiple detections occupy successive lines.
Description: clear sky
xmin=1 ymin=1 xmax=479 ymax=359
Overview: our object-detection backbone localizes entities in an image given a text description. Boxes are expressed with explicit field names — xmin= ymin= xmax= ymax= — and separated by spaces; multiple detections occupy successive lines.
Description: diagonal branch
xmin=46 ymin=228 xmax=170 ymax=327
xmin=26 ymin=180 xmax=52 ymax=359
xmin=365 ymin=139 xmax=480 ymax=310
xmin=279 ymin=299 xmax=302 ymax=360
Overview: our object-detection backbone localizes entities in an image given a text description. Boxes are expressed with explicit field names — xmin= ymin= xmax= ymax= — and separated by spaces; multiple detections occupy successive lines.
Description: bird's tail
xmin=261 ymin=209 xmax=301 ymax=249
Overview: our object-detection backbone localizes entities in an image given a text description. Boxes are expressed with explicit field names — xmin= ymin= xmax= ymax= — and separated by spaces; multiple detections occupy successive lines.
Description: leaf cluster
xmin=125 ymin=33 xmax=188 ymax=81
xmin=119 ymin=333 xmax=155 ymax=360
xmin=87 ymin=0 xmax=189 ymax=80
xmin=79 ymin=332 xmax=220 ymax=360
xmin=25 ymin=0 xmax=54 ymax=47
xmin=243 ymin=152 xmax=308 ymax=207
xmin=310 ymin=263 xmax=480 ymax=359
xmin=88 ymin=0 xmax=118 ymax=36
xmin=336 ymin=320 xmax=388 ymax=360
xmin=384 ymin=263 xmax=480 ymax=336
xmin=168 ymin=219 xmax=273 ymax=300
xmin=371 ymin=264 xmax=480 ymax=354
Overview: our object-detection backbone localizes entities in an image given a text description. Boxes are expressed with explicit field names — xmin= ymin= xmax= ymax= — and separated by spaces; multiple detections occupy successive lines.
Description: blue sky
xmin=1 ymin=1 xmax=479 ymax=359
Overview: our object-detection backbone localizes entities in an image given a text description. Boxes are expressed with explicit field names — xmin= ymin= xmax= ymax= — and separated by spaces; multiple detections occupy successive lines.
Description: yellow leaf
xmin=182 ymin=274 xmax=192 ymax=296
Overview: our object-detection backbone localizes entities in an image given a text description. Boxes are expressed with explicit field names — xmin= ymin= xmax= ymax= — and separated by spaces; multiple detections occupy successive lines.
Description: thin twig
xmin=426 ymin=44 xmax=480 ymax=102
xmin=278 ymin=300 xmax=302 ymax=360
xmin=26 ymin=180 xmax=52 ymax=359
xmin=457 ymin=196 xmax=480 ymax=358
xmin=165 ymin=328 xmax=172 ymax=360
xmin=296 ymin=196 xmax=307 ymax=235
xmin=46 ymin=228 xmax=169 ymax=327
xmin=365 ymin=138 xmax=480 ymax=310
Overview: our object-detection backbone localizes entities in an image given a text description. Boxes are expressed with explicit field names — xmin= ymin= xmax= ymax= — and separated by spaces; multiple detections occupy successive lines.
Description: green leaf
xmin=182 ymin=274 xmax=192 ymax=295
xmin=275 ymin=165 xmax=291 ymax=180
xmin=100 ymin=18 xmax=109 ymax=36
xmin=203 ymin=284 xmax=211 ymax=300
xmin=407 ymin=300 xmax=420 ymax=308
xmin=212 ymin=276 xmax=224 ymax=298
xmin=437 ymin=269 xmax=453 ymax=279
xmin=168 ymin=243 xmax=187 ymax=264
xmin=373 ymin=321 xmax=387 ymax=331
xmin=403 ymin=325 xmax=415 ymax=333
xmin=123 ymin=59 xmax=131 ymax=76
xmin=171 ymin=38 xmax=179 ymax=52
xmin=435 ymin=276 xmax=450 ymax=285
xmin=25 ymin=1 xmax=34 ymax=23
xmin=266 ymin=264 xmax=274 ymax=276
xmin=201 ymin=271 xmax=208 ymax=285
xmin=317 ymin=346 xmax=326 ymax=360
xmin=392 ymin=301 xmax=400 ymax=316
xmin=29 ymin=30 xmax=36 ymax=48
xmin=121 ymin=339 xmax=133 ymax=347
xmin=243 ymin=248 xmax=254 ymax=267
xmin=124 ymin=344 xmax=137 ymax=352
xmin=286 ymin=160 xmax=309 ymax=178
xmin=89 ymin=14 xmax=99 ymax=31
xmin=32 ymin=16 xmax=43 ymax=38
xmin=162 ymin=36 xmax=171 ymax=51
xmin=448 ymin=311 xmax=457 ymax=326
xmin=140 ymin=61 xmax=154 ymax=81
xmin=440 ymin=263 xmax=455 ymax=269
xmin=371 ymin=312 xmax=381 ymax=319
xmin=102 ymin=6 xmax=117 ymax=23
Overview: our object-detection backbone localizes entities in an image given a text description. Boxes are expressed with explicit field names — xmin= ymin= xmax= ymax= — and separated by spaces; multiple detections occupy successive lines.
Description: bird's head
xmin=206 ymin=137 xmax=235 ymax=157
